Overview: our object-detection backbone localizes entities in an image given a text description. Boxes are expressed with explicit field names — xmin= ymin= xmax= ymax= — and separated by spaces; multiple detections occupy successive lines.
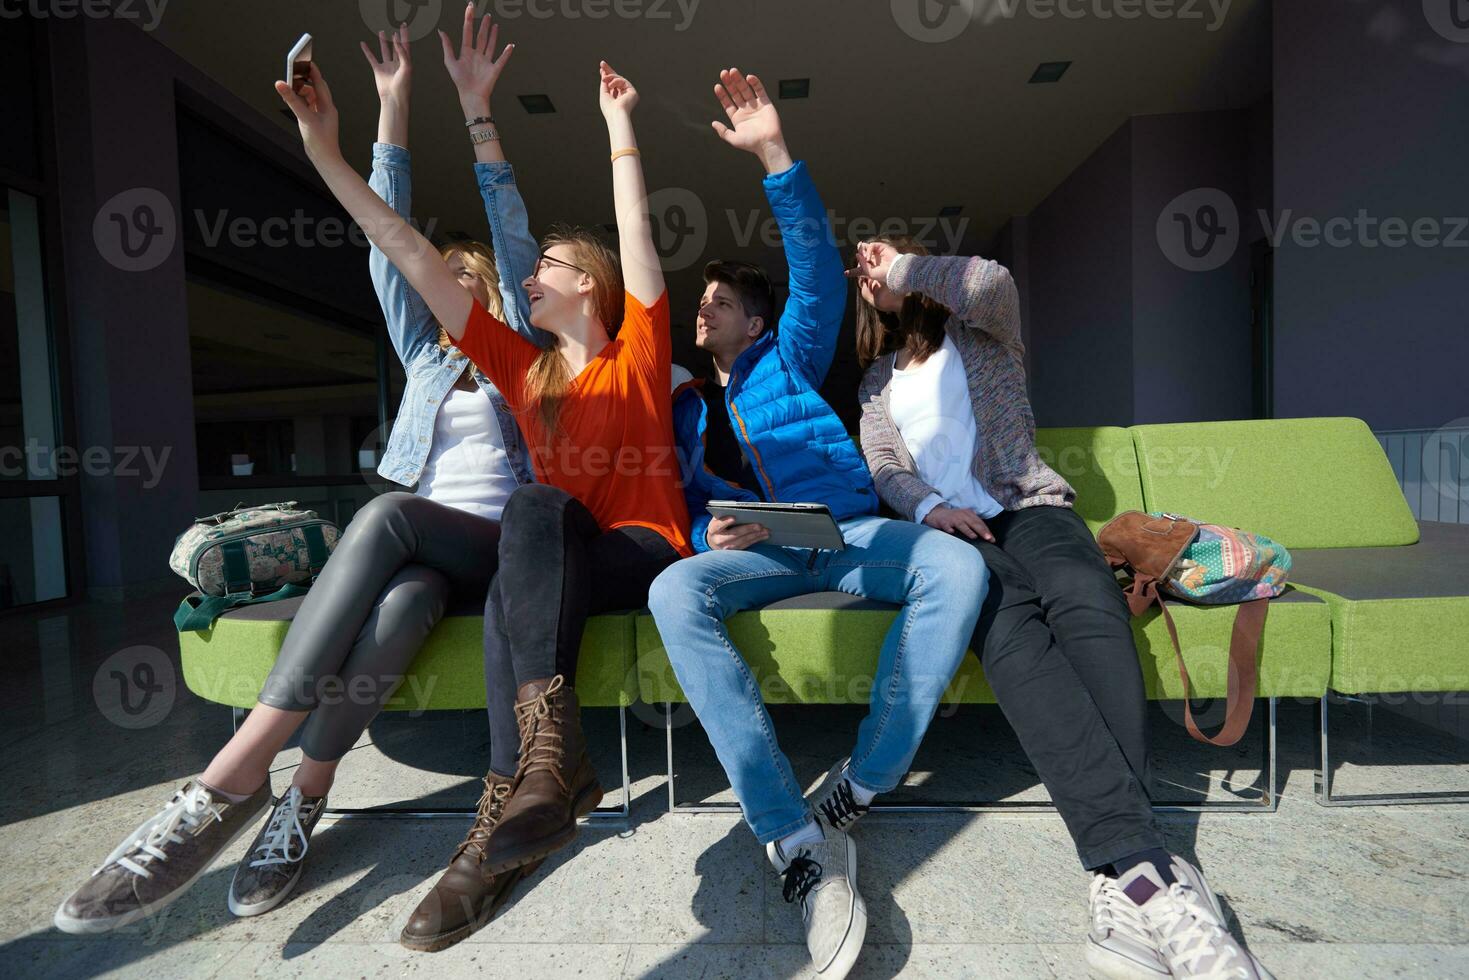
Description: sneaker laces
xmin=454 ymin=777 xmax=513 ymax=862
xmin=781 ymin=852 xmax=825 ymax=908
xmin=513 ymin=676 xmax=569 ymax=791
xmin=816 ymin=775 xmax=866 ymax=830
xmin=1089 ymin=873 xmax=1156 ymax=947
xmin=249 ymin=786 xmax=314 ymax=869
xmin=1154 ymin=882 xmax=1251 ymax=979
xmin=105 ymin=784 xmax=225 ymax=879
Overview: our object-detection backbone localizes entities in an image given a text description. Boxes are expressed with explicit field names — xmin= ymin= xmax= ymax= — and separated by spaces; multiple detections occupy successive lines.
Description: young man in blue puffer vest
xmin=650 ymin=68 xmax=990 ymax=980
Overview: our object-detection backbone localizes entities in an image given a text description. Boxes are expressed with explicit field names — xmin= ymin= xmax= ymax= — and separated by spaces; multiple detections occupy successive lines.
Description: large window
xmin=0 ymin=188 xmax=67 ymax=607
xmin=188 ymin=277 xmax=379 ymax=481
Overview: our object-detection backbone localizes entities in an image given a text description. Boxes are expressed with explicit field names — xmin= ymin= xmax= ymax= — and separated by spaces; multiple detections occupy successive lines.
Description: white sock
xmin=197 ymin=779 xmax=252 ymax=804
xmin=779 ymin=820 xmax=824 ymax=854
xmin=845 ymin=768 xmax=877 ymax=806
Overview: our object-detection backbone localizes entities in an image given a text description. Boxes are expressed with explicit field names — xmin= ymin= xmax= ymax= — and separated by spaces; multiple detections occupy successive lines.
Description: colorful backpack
xmin=1096 ymin=511 xmax=1291 ymax=746
xmin=170 ymin=501 xmax=340 ymax=632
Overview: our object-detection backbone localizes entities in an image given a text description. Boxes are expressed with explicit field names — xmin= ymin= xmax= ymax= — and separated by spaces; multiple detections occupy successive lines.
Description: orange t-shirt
xmin=457 ymin=292 xmax=693 ymax=557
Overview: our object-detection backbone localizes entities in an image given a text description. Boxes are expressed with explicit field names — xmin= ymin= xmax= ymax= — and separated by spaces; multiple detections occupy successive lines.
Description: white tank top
xmin=414 ymin=386 xmax=519 ymax=522
xmin=889 ymin=335 xmax=1004 ymax=521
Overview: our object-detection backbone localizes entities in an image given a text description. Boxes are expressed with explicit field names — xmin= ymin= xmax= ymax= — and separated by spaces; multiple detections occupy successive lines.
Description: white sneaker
xmin=1151 ymin=858 xmax=1275 ymax=979
xmin=808 ymin=758 xmax=870 ymax=833
xmin=767 ymin=827 xmax=867 ymax=978
xmin=1087 ymin=869 xmax=1171 ymax=979
xmin=1097 ymin=859 xmax=1275 ymax=980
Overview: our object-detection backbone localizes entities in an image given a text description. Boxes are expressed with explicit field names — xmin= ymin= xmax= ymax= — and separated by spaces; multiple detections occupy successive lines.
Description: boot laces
xmin=454 ymin=777 xmax=513 ymax=862
xmin=513 ymin=676 xmax=570 ymax=792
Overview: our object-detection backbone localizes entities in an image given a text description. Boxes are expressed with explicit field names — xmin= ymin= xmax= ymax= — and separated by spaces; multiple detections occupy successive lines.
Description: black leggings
xmin=256 ymin=492 xmax=501 ymax=762
xmin=967 ymin=505 xmax=1162 ymax=870
xmin=484 ymin=484 xmax=680 ymax=777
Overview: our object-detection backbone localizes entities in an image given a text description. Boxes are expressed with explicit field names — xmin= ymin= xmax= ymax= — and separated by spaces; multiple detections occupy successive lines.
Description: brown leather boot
xmin=399 ymin=772 xmax=543 ymax=952
xmin=483 ymin=675 xmax=603 ymax=875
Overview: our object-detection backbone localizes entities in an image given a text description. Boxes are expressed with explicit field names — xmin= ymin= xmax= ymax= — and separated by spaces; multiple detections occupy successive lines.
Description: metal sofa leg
xmin=1317 ymin=691 xmax=1469 ymax=806
xmin=586 ymin=704 xmax=632 ymax=824
xmin=226 ymin=704 xmax=634 ymax=822
xmin=663 ymin=698 xmax=1280 ymax=815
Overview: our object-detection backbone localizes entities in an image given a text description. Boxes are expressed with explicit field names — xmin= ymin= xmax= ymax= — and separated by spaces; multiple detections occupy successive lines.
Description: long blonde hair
xmin=523 ymin=227 xmax=623 ymax=437
xmin=853 ymin=235 xmax=952 ymax=371
xmin=437 ymin=240 xmax=503 ymax=354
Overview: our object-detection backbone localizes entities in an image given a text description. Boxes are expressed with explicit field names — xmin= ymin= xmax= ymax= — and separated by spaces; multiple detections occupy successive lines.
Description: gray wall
xmin=1025 ymin=123 xmax=1135 ymax=427
xmin=1129 ymin=108 xmax=1258 ymax=425
xmin=1272 ymin=0 xmax=1469 ymax=430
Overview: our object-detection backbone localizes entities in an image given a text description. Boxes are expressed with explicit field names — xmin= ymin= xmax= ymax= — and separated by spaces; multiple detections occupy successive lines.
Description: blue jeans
xmin=646 ymin=516 xmax=988 ymax=843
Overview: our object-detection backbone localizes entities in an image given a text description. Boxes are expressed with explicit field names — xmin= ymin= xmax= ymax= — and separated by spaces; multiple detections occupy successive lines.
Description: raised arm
xmin=854 ymin=243 xmax=1022 ymax=352
xmin=277 ymin=63 xmax=473 ymax=344
xmin=600 ymin=62 xmax=664 ymax=308
xmin=711 ymin=68 xmax=844 ymax=388
xmin=359 ymin=25 xmax=436 ymax=364
xmin=440 ymin=7 xmax=551 ymax=346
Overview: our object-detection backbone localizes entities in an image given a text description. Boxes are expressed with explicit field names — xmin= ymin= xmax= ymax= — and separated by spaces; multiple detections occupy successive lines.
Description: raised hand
xmin=440 ymin=1 xmax=514 ymax=108
xmin=599 ymin=60 xmax=639 ymax=117
xmin=361 ymin=23 xmax=412 ymax=104
xmin=711 ymin=67 xmax=792 ymax=174
xmin=845 ymin=240 xmax=902 ymax=290
xmin=275 ymin=62 xmax=341 ymax=163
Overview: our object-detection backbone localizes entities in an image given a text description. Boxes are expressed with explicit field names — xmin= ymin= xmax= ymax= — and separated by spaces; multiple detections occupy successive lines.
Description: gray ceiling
xmin=150 ymin=1 xmax=1269 ymax=302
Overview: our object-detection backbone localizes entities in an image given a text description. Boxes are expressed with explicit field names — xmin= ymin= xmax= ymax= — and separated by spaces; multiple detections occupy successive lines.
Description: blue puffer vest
xmin=673 ymin=161 xmax=877 ymax=551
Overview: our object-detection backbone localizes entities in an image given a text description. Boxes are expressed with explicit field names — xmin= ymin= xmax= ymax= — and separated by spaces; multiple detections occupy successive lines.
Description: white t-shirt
xmin=414 ymin=386 xmax=519 ymax=522
xmin=888 ymin=335 xmax=1004 ymax=525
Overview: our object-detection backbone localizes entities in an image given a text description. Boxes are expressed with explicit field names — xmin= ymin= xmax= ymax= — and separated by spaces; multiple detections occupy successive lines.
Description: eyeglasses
xmin=534 ymin=252 xmax=588 ymax=277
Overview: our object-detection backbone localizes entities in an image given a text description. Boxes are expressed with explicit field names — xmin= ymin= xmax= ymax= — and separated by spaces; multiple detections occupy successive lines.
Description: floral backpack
xmin=170 ymin=501 xmax=340 ymax=632
xmin=1096 ymin=511 xmax=1291 ymax=746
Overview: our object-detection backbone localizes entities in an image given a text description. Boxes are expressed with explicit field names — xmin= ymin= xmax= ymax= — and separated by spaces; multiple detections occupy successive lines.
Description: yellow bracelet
xmin=610 ymin=147 xmax=641 ymax=163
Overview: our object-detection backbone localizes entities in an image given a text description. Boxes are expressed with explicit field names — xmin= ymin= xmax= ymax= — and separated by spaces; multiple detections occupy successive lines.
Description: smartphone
xmin=286 ymin=33 xmax=313 ymax=94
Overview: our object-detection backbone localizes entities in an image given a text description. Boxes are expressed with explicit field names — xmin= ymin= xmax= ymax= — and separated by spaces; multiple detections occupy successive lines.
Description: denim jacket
xmin=372 ymin=143 xmax=546 ymax=488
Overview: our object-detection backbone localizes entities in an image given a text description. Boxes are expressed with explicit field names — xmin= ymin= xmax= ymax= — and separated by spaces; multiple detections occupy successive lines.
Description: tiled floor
xmin=2 ymin=592 xmax=1467 ymax=979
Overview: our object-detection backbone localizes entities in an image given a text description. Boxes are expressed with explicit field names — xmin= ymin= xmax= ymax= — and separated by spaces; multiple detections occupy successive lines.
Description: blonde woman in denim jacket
xmin=55 ymin=25 xmax=546 ymax=935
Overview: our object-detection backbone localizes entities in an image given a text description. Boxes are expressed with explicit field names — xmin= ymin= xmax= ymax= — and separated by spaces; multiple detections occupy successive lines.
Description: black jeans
xmin=484 ymin=484 xmax=680 ymax=777
xmin=969 ymin=505 xmax=1161 ymax=870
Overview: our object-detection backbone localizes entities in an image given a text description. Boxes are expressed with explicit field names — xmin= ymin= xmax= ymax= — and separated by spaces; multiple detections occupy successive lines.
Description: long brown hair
xmin=854 ymin=235 xmax=952 ymax=371
xmin=437 ymin=240 xmax=504 ymax=354
xmin=523 ymin=227 xmax=623 ymax=437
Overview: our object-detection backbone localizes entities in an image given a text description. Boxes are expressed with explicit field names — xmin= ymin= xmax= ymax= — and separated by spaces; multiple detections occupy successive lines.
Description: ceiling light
xmin=1029 ymin=62 xmax=1071 ymax=84
xmin=778 ymin=78 xmax=810 ymax=99
xmin=519 ymin=93 xmax=556 ymax=114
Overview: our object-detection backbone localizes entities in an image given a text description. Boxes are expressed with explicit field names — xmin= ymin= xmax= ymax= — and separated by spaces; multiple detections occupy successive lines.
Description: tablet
xmin=706 ymin=501 xmax=846 ymax=551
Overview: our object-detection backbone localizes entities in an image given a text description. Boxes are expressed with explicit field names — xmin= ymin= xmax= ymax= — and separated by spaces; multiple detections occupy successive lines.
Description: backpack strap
xmin=1154 ymin=595 xmax=1268 ymax=746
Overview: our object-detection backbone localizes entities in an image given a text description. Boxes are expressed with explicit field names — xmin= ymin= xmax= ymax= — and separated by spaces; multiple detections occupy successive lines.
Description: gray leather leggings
xmin=256 ymin=491 xmax=512 ymax=762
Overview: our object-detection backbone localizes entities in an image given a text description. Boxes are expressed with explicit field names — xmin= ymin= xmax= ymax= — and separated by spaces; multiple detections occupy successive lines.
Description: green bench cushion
xmin=1033 ymin=426 xmax=1145 ymax=532
xmin=1292 ymin=521 xmax=1469 ymax=693
xmin=1131 ymin=417 xmax=1419 ymax=549
xmin=635 ymin=588 xmax=1331 ymax=704
xmin=178 ymin=597 xmax=638 ymax=709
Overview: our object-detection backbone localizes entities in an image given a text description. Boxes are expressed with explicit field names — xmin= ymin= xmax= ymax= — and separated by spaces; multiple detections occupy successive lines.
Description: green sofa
xmin=178 ymin=417 xmax=1463 ymax=813
xmin=1130 ymin=418 xmax=1469 ymax=805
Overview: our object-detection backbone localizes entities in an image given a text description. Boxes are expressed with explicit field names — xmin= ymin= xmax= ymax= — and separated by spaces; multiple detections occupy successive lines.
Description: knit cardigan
xmin=857 ymin=253 xmax=1074 ymax=521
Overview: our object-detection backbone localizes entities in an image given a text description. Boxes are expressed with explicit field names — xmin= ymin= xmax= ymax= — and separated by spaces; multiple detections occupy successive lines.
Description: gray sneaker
xmin=767 ymin=827 xmax=867 ymax=978
xmin=54 ymin=780 xmax=270 ymax=934
xmin=808 ymin=758 xmax=870 ymax=834
xmin=228 ymin=786 xmax=327 ymax=917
